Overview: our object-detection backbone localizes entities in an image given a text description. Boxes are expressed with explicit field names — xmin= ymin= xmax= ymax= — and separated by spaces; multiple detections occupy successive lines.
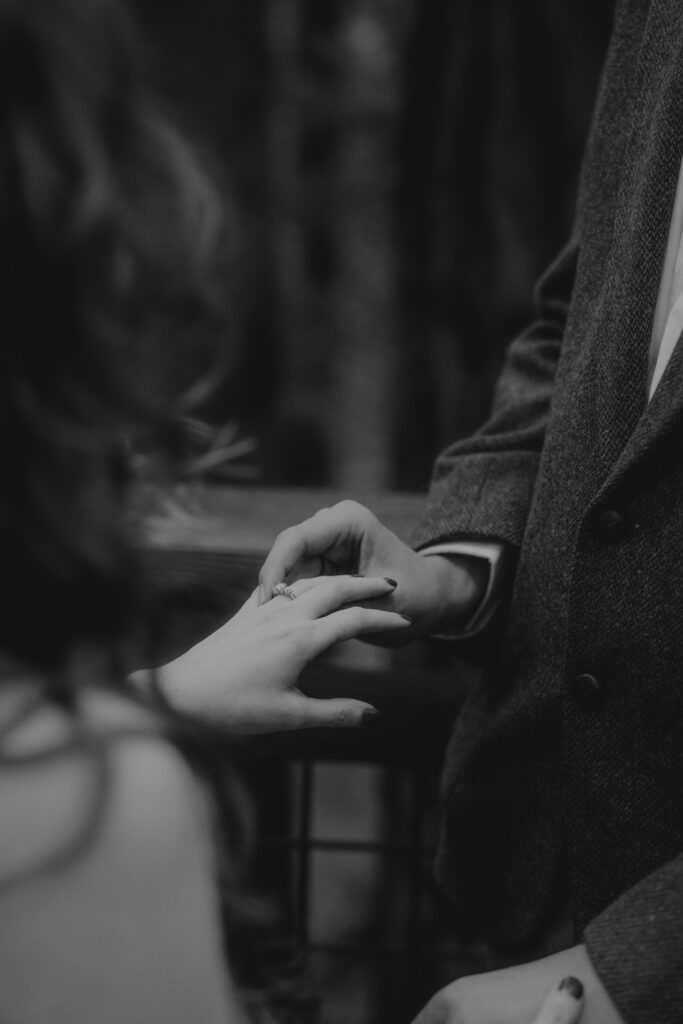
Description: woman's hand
xmin=410 ymin=946 xmax=623 ymax=1024
xmin=146 ymin=574 xmax=411 ymax=733
xmin=257 ymin=500 xmax=488 ymax=643
xmin=412 ymin=976 xmax=584 ymax=1024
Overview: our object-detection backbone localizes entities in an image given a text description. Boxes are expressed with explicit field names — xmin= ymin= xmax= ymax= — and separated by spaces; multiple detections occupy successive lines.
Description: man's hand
xmin=258 ymin=500 xmax=488 ymax=643
xmin=139 ymin=575 xmax=412 ymax=733
xmin=410 ymin=946 xmax=623 ymax=1024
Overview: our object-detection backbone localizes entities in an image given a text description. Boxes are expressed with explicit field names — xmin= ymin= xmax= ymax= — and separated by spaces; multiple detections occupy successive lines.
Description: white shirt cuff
xmin=420 ymin=540 xmax=506 ymax=637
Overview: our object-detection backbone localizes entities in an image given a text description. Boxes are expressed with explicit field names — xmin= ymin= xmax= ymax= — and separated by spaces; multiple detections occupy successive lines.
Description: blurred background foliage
xmin=134 ymin=0 xmax=615 ymax=493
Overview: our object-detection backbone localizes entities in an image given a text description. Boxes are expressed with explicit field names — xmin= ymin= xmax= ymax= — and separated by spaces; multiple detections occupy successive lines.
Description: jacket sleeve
xmin=583 ymin=855 xmax=683 ymax=1024
xmin=412 ymin=233 xmax=578 ymax=552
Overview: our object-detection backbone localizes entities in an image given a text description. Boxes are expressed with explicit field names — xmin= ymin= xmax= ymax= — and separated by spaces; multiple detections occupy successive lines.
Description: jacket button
xmin=594 ymin=507 xmax=628 ymax=541
xmin=570 ymin=673 xmax=604 ymax=707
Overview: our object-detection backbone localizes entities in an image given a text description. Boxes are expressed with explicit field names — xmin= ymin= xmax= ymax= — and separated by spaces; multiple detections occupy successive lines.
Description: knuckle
xmin=434 ymin=983 xmax=465 ymax=1024
xmin=346 ymin=499 xmax=374 ymax=523
xmin=416 ymin=994 xmax=451 ymax=1024
xmin=336 ymin=498 xmax=361 ymax=517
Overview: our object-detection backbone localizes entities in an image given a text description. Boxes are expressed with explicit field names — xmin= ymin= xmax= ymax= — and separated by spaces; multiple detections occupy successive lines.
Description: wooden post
xmin=330 ymin=1 xmax=405 ymax=494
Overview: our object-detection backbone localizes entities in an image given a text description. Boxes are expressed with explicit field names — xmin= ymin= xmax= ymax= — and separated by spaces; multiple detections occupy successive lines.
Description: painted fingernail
xmin=384 ymin=577 xmax=398 ymax=588
xmin=558 ymin=977 xmax=584 ymax=1000
xmin=362 ymin=708 xmax=381 ymax=727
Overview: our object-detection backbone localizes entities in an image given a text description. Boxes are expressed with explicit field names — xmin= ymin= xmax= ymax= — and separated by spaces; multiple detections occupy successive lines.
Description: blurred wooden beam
xmin=136 ymin=481 xmax=424 ymax=606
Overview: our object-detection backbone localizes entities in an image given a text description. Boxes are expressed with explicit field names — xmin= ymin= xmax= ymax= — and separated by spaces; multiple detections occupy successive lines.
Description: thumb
xmin=258 ymin=525 xmax=314 ymax=604
xmin=531 ymin=978 xmax=585 ymax=1024
xmin=288 ymin=693 xmax=381 ymax=730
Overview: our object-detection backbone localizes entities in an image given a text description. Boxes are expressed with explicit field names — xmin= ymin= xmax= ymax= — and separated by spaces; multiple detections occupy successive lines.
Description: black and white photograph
xmin=0 ymin=1 xmax=677 ymax=1022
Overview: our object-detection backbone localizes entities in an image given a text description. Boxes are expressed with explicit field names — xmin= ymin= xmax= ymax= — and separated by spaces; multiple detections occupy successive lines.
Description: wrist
xmin=128 ymin=668 xmax=152 ymax=696
xmin=421 ymin=553 xmax=489 ymax=635
xmin=128 ymin=664 xmax=185 ymax=713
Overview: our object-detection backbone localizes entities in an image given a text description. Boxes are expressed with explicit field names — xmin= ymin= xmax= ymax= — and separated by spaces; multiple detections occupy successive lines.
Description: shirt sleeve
xmin=420 ymin=541 xmax=510 ymax=637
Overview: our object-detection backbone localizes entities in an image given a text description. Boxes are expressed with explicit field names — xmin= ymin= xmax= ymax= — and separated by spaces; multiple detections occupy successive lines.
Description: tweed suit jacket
xmin=412 ymin=1 xmax=683 ymax=1021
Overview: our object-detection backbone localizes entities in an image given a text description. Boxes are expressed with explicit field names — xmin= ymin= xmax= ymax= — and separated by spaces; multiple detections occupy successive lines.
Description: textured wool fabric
xmin=412 ymin=2 xmax=683 ymax=1021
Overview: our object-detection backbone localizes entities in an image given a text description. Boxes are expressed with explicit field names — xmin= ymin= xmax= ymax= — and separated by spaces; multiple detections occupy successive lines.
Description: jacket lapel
xmin=601 ymin=330 xmax=683 ymax=495
xmin=596 ymin=0 xmax=683 ymax=494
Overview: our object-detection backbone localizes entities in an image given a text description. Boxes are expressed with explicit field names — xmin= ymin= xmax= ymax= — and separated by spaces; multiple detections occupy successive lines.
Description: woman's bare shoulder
xmin=0 ymin=678 xmax=238 ymax=1023
xmin=0 ymin=680 xmax=192 ymax=884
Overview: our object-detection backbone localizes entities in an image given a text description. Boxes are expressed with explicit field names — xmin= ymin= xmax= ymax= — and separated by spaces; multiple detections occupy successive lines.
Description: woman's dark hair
xmin=0 ymin=0 xmax=223 ymax=670
xmin=0 ymin=0 xmax=266 ymax=991
xmin=0 ymin=6 xmax=321 ymax=1019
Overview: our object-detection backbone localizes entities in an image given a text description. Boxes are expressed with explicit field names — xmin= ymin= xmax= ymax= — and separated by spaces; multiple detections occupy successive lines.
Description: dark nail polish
xmin=384 ymin=577 xmax=398 ymax=588
xmin=558 ymin=977 xmax=584 ymax=1000
xmin=362 ymin=708 xmax=381 ymax=727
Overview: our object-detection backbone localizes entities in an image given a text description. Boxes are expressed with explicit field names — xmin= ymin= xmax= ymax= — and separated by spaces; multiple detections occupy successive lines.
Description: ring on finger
xmin=272 ymin=581 xmax=297 ymax=600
